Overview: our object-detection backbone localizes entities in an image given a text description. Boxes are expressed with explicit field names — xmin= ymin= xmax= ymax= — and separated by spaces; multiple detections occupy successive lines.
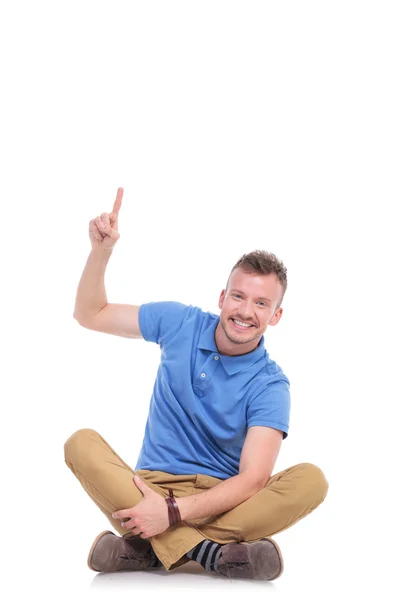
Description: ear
xmin=218 ymin=289 xmax=226 ymax=310
xmin=269 ymin=307 xmax=283 ymax=326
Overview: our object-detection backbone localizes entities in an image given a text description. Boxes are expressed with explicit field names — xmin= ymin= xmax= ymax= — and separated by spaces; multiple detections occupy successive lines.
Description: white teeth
xmin=233 ymin=319 xmax=252 ymax=328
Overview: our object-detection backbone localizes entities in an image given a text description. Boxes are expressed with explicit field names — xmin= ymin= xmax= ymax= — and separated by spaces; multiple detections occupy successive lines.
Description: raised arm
xmin=73 ymin=187 xmax=143 ymax=339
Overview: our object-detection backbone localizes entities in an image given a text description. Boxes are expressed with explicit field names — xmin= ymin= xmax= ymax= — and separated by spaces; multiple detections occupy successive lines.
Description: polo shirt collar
xmin=197 ymin=317 xmax=266 ymax=375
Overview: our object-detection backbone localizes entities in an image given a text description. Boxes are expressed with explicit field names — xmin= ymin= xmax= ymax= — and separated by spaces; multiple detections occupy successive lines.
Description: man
xmin=65 ymin=187 xmax=329 ymax=581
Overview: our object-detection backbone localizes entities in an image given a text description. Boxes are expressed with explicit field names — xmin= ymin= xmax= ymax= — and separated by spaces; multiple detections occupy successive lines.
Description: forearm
xmin=73 ymin=249 xmax=113 ymax=320
xmin=175 ymin=472 xmax=262 ymax=521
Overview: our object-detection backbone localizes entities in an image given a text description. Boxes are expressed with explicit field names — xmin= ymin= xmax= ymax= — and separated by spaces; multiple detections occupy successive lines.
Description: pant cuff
xmin=152 ymin=530 xmax=205 ymax=571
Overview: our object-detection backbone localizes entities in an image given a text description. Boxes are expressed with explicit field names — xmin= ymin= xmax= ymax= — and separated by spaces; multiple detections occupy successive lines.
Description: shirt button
xmin=214 ymin=356 xmax=219 ymax=360
xmin=201 ymin=372 xmax=206 ymax=378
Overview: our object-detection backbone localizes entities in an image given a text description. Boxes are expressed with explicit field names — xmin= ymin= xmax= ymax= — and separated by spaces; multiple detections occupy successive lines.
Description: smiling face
xmin=215 ymin=267 xmax=283 ymax=356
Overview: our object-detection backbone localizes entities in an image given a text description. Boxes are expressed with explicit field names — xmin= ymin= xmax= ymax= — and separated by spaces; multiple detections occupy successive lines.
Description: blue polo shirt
xmin=134 ymin=301 xmax=291 ymax=480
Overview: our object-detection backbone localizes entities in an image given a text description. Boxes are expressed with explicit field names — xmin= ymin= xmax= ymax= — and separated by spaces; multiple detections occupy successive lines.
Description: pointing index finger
xmin=112 ymin=187 xmax=123 ymax=216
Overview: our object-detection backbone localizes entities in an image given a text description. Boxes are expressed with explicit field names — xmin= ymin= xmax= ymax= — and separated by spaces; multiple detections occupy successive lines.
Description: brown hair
xmin=227 ymin=250 xmax=288 ymax=309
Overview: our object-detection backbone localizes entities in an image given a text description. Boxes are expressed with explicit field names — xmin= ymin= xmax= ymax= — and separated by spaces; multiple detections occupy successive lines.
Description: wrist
xmin=90 ymin=247 xmax=113 ymax=258
xmin=174 ymin=496 xmax=189 ymax=521
xmin=165 ymin=489 xmax=182 ymax=525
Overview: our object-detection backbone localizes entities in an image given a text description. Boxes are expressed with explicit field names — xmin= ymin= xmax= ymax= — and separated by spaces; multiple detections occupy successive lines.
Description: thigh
xmin=187 ymin=463 xmax=329 ymax=544
xmin=64 ymin=428 xmax=134 ymax=474
xmin=136 ymin=469 xmax=198 ymax=498
xmin=64 ymin=429 xmax=198 ymax=503
xmin=64 ymin=428 xmax=161 ymax=508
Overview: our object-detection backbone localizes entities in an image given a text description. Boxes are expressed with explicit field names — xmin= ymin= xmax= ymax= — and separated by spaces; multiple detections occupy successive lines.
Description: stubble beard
xmin=221 ymin=317 xmax=260 ymax=345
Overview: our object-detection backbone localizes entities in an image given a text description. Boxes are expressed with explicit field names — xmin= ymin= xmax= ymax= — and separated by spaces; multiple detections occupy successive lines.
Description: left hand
xmin=112 ymin=475 xmax=170 ymax=538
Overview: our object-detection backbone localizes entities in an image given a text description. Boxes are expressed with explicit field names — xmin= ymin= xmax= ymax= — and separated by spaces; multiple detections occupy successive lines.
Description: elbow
xmin=73 ymin=313 xmax=86 ymax=326
xmin=241 ymin=471 xmax=269 ymax=493
xmin=260 ymin=475 xmax=271 ymax=489
xmin=253 ymin=472 xmax=272 ymax=491
xmin=254 ymin=477 xmax=269 ymax=491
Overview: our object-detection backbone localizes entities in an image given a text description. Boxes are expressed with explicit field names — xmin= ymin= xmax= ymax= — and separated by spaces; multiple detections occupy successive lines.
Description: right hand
xmin=89 ymin=187 xmax=123 ymax=251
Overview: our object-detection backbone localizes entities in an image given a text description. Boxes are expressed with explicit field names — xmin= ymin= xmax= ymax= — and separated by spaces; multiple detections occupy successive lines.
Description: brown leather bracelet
xmin=165 ymin=488 xmax=182 ymax=526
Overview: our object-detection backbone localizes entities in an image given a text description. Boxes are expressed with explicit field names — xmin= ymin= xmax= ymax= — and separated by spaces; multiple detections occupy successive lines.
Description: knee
xmin=299 ymin=462 xmax=329 ymax=504
xmin=64 ymin=428 xmax=99 ymax=466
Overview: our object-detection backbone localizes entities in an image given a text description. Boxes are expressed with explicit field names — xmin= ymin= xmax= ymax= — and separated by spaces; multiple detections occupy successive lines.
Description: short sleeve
xmin=247 ymin=378 xmax=291 ymax=440
xmin=138 ymin=301 xmax=191 ymax=347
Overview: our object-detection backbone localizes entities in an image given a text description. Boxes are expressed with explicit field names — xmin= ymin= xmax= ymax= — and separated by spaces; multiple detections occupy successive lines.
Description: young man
xmin=65 ymin=188 xmax=328 ymax=581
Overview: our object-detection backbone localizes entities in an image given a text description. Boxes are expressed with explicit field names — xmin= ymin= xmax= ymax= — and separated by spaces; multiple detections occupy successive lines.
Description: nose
xmin=238 ymin=300 xmax=254 ymax=321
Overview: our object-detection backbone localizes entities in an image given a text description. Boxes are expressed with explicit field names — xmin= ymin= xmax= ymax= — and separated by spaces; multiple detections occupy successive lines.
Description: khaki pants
xmin=64 ymin=428 xmax=328 ymax=571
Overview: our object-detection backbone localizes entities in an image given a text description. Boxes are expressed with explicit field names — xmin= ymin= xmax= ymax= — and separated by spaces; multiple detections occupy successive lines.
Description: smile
xmin=230 ymin=318 xmax=255 ymax=330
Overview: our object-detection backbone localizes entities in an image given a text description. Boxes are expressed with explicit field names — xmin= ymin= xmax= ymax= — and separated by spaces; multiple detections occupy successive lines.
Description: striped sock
xmin=186 ymin=539 xmax=223 ymax=572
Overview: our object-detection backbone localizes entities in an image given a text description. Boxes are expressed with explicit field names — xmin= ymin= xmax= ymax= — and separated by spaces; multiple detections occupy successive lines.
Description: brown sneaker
xmin=217 ymin=537 xmax=284 ymax=581
xmin=87 ymin=530 xmax=157 ymax=572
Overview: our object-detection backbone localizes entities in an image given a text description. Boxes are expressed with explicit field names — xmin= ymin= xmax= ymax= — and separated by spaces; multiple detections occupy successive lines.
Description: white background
xmin=1 ymin=1 xmax=398 ymax=598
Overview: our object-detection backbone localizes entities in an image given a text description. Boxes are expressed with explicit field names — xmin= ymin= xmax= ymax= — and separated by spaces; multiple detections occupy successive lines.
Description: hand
xmin=112 ymin=475 xmax=171 ymax=539
xmin=89 ymin=187 xmax=123 ymax=251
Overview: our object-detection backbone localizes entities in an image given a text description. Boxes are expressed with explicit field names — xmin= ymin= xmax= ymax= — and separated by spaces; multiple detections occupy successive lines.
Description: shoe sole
xmin=240 ymin=537 xmax=284 ymax=580
xmin=87 ymin=530 xmax=114 ymax=572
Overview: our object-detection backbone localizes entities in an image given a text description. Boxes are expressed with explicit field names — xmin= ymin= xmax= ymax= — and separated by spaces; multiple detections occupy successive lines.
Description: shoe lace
xmin=225 ymin=561 xmax=247 ymax=583
xmin=119 ymin=545 xmax=154 ymax=567
xmin=119 ymin=554 xmax=141 ymax=566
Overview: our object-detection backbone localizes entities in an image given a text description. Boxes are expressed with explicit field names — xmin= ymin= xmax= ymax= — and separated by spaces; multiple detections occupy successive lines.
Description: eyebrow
xmin=230 ymin=289 xmax=272 ymax=304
